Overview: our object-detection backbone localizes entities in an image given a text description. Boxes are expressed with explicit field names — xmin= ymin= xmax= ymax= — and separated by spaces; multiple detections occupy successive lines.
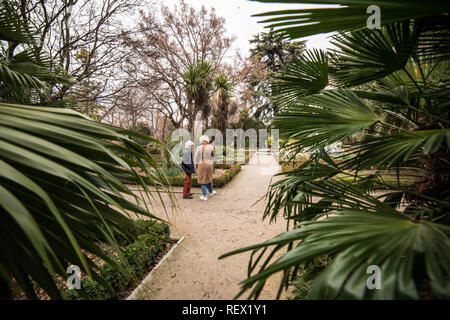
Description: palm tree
xmin=221 ymin=0 xmax=450 ymax=299
xmin=182 ymin=61 xmax=214 ymax=135
xmin=0 ymin=3 xmax=173 ymax=299
xmin=211 ymin=73 xmax=233 ymax=137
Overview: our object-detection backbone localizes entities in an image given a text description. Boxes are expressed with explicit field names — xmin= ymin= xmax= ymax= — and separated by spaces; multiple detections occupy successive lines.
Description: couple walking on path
xmin=181 ymin=135 xmax=216 ymax=200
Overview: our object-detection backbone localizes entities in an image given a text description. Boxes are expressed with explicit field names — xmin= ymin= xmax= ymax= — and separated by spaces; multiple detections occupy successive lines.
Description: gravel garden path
xmin=128 ymin=152 xmax=290 ymax=300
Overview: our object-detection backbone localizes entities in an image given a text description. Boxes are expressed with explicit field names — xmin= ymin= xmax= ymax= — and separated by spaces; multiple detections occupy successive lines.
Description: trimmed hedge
xmin=281 ymin=164 xmax=416 ymax=188
xmin=169 ymin=164 xmax=241 ymax=188
xmin=63 ymin=220 xmax=171 ymax=300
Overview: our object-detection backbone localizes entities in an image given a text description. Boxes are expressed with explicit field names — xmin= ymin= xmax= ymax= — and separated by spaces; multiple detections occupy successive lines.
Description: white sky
xmin=155 ymin=0 xmax=334 ymax=57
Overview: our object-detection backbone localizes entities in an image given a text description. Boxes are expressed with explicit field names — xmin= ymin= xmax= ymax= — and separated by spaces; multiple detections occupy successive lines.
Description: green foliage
xmin=251 ymin=1 xmax=449 ymax=40
xmin=221 ymin=1 xmax=450 ymax=300
xmin=249 ymin=28 xmax=306 ymax=118
xmin=250 ymin=28 xmax=306 ymax=73
xmin=271 ymin=49 xmax=329 ymax=108
xmin=291 ymin=257 xmax=329 ymax=300
xmin=182 ymin=61 xmax=215 ymax=127
xmin=214 ymin=73 xmax=232 ymax=93
xmin=212 ymin=73 xmax=234 ymax=135
xmin=169 ymin=164 xmax=242 ymax=188
xmin=63 ymin=220 xmax=171 ymax=300
xmin=164 ymin=166 xmax=184 ymax=177
xmin=0 ymin=2 xmax=73 ymax=105
xmin=0 ymin=5 xmax=173 ymax=299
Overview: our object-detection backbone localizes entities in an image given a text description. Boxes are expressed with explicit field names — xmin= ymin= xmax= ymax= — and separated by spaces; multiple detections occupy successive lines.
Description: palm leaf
xmin=250 ymin=1 xmax=450 ymax=39
xmin=0 ymin=102 xmax=173 ymax=299
xmin=330 ymin=21 xmax=419 ymax=86
xmin=341 ymin=129 xmax=450 ymax=170
xmin=271 ymin=48 xmax=329 ymax=108
xmin=275 ymin=89 xmax=380 ymax=152
xmin=221 ymin=183 xmax=450 ymax=299
xmin=0 ymin=2 xmax=37 ymax=43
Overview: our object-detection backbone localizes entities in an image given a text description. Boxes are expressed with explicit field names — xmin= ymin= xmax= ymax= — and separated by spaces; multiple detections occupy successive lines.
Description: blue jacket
xmin=181 ymin=147 xmax=195 ymax=174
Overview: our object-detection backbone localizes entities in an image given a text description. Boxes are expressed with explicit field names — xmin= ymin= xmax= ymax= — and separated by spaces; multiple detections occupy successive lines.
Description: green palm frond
xmin=342 ymin=129 xmax=450 ymax=170
xmin=250 ymin=0 xmax=449 ymax=39
xmin=330 ymin=21 xmax=419 ymax=86
xmin=214 ymin=73 xmax=232 ymax=92
xmin=271 ymin=49 xmax=329 ymax=107
xmin=275 ymin=89 xmax=380 ymax=152
xmin=0 ymin=103 xmax=173 ymax=299
xmin=0 ymin=7 xmax=73 ymax=105
xmin=353 ymin=86 xmax=410 ymax=107
xmin=0 ymin=2 xmax=175 ymax=300
xmin=0 ymin=2 xmax=37 ymax=44
xmin=222 ymin=2 xmax=449 ymax=301
xmin=182 ymin=61 xmax=214 ymax=102
xmin=221 ymin=178 xmax=450 ymax=299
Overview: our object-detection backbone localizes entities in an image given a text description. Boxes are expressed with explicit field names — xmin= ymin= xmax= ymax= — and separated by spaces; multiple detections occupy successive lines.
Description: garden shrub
xmin=169 ymin=164 xmax=241 ymax=187
xmin=63 ymin=220 xmax=170 ymax=300
xmin=115 ymin=219 xmax=171 ymax=246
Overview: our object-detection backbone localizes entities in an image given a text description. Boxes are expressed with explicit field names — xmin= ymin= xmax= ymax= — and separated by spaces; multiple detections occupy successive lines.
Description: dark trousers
xmin=183 ymin=173 xmax=192 ymax=196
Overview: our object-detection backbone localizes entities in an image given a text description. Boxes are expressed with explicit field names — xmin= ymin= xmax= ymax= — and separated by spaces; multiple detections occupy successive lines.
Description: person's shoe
xmin=183 ymin=195 xmax=193 ymax=199
xmin=200 ymin=195 xmax=208 ymax=201
xmin=208 ymin=190 xmax=217 ymax=197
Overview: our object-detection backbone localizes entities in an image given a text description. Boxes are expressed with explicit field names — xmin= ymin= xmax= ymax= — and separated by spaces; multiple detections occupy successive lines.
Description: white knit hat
xmin=199 ymin=135 xmax=210 ymax=143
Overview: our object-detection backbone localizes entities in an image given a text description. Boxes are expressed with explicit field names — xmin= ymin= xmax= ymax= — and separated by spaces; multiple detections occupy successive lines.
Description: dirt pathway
xmin=130 ymin=152 xmax=289 ymax=300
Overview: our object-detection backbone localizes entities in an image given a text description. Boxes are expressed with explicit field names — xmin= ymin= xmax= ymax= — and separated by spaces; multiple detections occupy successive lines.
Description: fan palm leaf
xmin=0 ymin=1 xmax=174 ymax=300
xmin=250 ymin=1 xmax=450 ymax=40
xmin=275 ymin=89 xmax=380 ymax=152
xmin=221 ymin=178 xmax=450 ymax=299
xmin=221 ymin=1 xmax=450 ymax=300
xmin=0 ymin=102 xmax=173 ymax=299
xmin=271 ymin=49 xmax=329 ymax=108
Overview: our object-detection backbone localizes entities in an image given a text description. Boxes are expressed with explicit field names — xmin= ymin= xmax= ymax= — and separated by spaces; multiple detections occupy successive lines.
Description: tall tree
xmin=182 ymin=61 xmax=214 ymax=135
xmin=122 ymin=0 xmax=234 ymax=130
xmin=12 ymin=0 xmax=146 ymax=114
xmin=211 ymin=73 xmax=233 ymax=136
xmin=248 ymin=29 xmax=306 ymax=119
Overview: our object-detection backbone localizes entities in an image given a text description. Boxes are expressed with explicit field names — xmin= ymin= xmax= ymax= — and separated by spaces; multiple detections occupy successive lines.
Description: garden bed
xmin=10 ymin=220 xmax=175 ymax=300
xmin=169 ymin=164 xmax=242 ymax=188
xmin=281 ymin=163 xmax=417 ymax=187
xmin=63 ymin=220 xmax=174 ymax=300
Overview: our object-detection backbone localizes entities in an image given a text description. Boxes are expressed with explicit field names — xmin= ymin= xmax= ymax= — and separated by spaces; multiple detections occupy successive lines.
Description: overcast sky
xmin=157 ymin=0 xmax=335 ymax=57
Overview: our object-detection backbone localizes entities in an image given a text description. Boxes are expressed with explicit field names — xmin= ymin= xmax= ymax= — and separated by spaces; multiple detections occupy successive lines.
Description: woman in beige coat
xmin=194 ymin=135 xmax=216 ymax=201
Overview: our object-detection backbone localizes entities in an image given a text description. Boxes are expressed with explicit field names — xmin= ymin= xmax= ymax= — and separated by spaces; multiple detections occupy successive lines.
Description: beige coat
xmin=194 ymin=144 xmax=214 ymax=184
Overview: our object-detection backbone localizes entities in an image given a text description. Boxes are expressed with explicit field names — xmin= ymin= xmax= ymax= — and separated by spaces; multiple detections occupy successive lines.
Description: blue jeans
xmin=201 ymin=182 xmax=213 ymax=197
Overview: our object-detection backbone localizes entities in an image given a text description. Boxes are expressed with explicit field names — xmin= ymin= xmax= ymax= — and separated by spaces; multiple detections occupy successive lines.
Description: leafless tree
xmin=17 ymin=0 xmax=149 ymax=114
xmin=121 ymin=0 xmax=235 ymax=131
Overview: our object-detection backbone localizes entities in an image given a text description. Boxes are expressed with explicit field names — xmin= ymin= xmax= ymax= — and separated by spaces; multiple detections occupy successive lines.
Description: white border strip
xmin=126 ymin=235 xmax=186 ymax=300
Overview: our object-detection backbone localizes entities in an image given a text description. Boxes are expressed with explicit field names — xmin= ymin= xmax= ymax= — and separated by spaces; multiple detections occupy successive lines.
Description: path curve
xmin=130 ymin=152 xmax=288 ymax=300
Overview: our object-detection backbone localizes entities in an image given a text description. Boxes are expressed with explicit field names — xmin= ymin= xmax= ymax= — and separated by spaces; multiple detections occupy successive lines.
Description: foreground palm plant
xmin=221 ymin=0 xmax=450 ymax=299
xmin=0 ymin=3 xmax=172 ymax=299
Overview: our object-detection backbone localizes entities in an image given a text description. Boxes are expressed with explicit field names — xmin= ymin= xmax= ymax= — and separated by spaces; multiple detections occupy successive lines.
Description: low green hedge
xmin=281 ymin=164 xmax=416 ymax=188
xmin=63 ymin=220 xmax=171 ymax=300
xmin=169 ymin=164 xmax=241 ymax=188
